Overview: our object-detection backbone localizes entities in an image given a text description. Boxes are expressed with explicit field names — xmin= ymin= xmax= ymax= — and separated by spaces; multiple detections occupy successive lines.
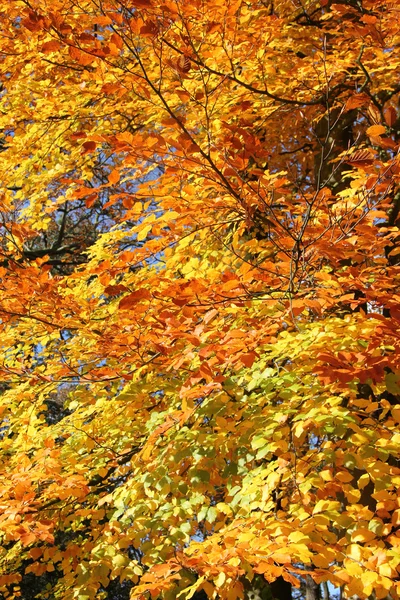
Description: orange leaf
xmin=290 ymin=299 xmax=306 ymax=316
xmin=345 ymin=93 xmax=369 ymax=111
xmin=384 ymin=106 xmax=397 ymax=127
xmin=239 ymin=352 xmax=257 ymax=367
xmin=85 ymin=193 xmax=98 ymax=208
xmin=119 ymin=289 xmax=151 ymax=309
xmin=29 ymin=548 xmax=43 ymax=560
xmin=41 ymin=40 xmax=61 ymax=53
xmin=93 ymin=16 xmax=112 ymax=25
xmin=68 ymin=46 xmax=95 ymax=66
xmin=366 ymin=124 xmax=386 ymax=136
xmin=271 ymin=552 xmax=292 ymax=564
xmin=108 ymin=169 xmax=120 ymax=185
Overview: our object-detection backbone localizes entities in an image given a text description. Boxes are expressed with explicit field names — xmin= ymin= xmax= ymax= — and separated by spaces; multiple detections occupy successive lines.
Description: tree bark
xmin=244 ymin=575 xmax=291 ymax=600
xmin=306 ymin=575 xmax=320 ymax=600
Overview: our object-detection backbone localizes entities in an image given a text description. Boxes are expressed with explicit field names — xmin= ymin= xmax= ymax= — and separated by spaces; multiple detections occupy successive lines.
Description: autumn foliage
xmin=0 ymin=0 xmax=400 ymax=599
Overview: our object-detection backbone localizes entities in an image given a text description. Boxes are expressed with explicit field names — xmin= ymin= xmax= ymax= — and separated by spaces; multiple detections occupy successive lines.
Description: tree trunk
xmin=306 ymin=574 xmax=320 ymax=600
xmin=244 ymin=575 xmax=292 ymax=600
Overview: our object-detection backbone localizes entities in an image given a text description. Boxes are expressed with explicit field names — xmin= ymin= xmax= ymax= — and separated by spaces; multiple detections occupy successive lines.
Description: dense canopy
xmin=0 ymin=0 xmax=399 ymax=599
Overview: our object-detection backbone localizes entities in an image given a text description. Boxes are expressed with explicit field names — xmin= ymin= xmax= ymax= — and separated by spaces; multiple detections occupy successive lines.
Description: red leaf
xmin=22 ymin=12 xmax=45 ymax=32
xmin=140 ymin=21 xmax=159 ymax=36
xmin=102 ymin=83 xmax=121 ymax=95
xmin=104 ymin=284 xmax=128 ymax=296
xmin=41 ymin=40 xmax=61 ymax=53
xmin=85 ymin=193 xmax=98 ymax=208
xmin=119 ymin=289 xmax=151 ymax=309
xmin=82 ymin=141 xmax=97 ymax=154
xmin=131 ymin=0 xmax=152 ymax=6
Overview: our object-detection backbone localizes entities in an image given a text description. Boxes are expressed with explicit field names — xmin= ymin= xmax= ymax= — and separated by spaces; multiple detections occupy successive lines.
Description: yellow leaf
xmin=216 ymin=502 xmax=233 ymax=515
xmin=348 ymin=544 xmax=362 ymax=562
xmin=320 ymin=470 xmax=333 ymax=481
xmin=361 ymin=571 xmax=378 ymax=596
xmin=177 ymin=576 xmax=205 ymax=599
xmin=344 ymin=488 xmax=361 ymax=503
xmin=351 ymin=528 xmax=376 ymax=543
xmin=344 ymin=561 xmax=363 ymax=577
xmin=112 ymin=554 xmax=129 ymax=568
xmin=288 ymin=531 xmax=308 ymax=544
xmin=313 ymin=500 xmax=341 ymax=514
xmin=137 ymin=224 xmax=152 ymax=241
xmin=214 ymin=572 xmax=226 ymax=587
xmin=391 ymin=407 xmax=400 ymax=422
xmin=357 ymin=473 xmax=370 ymax=490
xmin=378 ymin=563 xmax=395 ymax=578
xmin=336 ymin=470 xmax=353 ymax=482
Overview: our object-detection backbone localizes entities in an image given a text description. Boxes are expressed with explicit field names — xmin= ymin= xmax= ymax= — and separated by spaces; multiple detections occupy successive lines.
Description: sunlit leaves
xmin=0 ymin=0 xmax=400 ymax=599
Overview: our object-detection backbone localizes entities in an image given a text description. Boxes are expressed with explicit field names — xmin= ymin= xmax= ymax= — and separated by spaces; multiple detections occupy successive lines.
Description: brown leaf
xmin=176 ymin=55 xmax=191 ymax=74
xmin=367 ymin=104 xmax=382 ymax=125
xmin=384 ymin=106 xmax=397 ymax=128
xmin=346 ymin=149 xmax=375 ymax=167
xmin=104 ymin=284 xmax=128 ymax=296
